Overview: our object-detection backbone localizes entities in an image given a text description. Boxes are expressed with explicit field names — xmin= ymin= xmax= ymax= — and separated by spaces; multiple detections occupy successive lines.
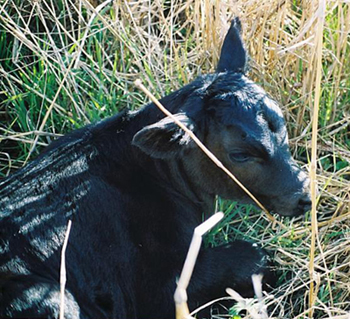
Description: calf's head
xmin=133 ymin=18 xmax=311 ymax=217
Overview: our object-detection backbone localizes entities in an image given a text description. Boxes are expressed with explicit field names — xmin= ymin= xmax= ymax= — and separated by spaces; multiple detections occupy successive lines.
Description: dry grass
xmin=0 ymin=0 xmax=349 ymax=318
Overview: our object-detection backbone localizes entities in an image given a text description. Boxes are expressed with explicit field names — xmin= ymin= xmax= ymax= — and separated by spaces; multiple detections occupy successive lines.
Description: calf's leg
xmin=186 ymin=240 xmax=276 ymax=316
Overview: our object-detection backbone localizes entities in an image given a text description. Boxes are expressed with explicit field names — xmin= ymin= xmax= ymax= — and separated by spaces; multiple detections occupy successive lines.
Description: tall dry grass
xmin=0 ymin=0 xmax=349 ymax=318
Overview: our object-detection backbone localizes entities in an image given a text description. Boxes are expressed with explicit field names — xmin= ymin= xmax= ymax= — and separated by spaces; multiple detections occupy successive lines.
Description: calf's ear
xmin=132 ymin=113 xmax=195 ymax=159
xmin=216 ymin=17 xmax=246 ymax=73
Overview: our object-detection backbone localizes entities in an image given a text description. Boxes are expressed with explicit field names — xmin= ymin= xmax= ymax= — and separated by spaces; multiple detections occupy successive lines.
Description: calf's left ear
xmin=132 ymin=113 xmax=196 ymax=159
xmin=216 ymin=17 xmax=246 ymax=73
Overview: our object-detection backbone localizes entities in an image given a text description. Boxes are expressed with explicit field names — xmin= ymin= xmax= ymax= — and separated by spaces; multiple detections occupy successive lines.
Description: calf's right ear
xmin=132 ymin=113 xmax=196 ymax=159
xmin=216 ymin=17 xmax=246 ymax=73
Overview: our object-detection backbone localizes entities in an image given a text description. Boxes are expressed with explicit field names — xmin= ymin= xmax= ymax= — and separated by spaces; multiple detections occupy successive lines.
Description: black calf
xmin=0 ymin=19 xmax=310 ymax=319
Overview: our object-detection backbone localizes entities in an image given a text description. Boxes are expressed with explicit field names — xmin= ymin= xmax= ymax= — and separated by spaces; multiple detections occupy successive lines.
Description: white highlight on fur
xmin=19 ymin=212 xmax=56 ymax=235
xmin=0 ymin=240 xmax=9 ymax=254
xmin=6 ymin=193 xmax=48 ymax=217
xmin=59 ymin=155 xmax=88 ymax=178
xmin=263 ymin=96 xmax=283 ymax=116
xmin=29 ymin=225 xmax=67 ymax=261
xmin=12 ymin=285 xmax=53 ymax=311
xmin=0 ymin=256 xmax=30 ymax=275
xmin=0 ymin=154 xmax=88 ymax=217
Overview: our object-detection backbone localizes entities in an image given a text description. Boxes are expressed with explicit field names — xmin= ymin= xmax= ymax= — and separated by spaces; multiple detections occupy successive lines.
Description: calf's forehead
xmin=205 ymin=74 xmax=286 ymax=136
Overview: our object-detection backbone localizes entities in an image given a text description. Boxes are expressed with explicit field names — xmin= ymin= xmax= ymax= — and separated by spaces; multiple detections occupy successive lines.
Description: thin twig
xmin=74 ymin=0 xmax=113 ymax=69
xmin=174 ymin=212 xmax=224 ymax=319
xmin=60 ymin=220 xmax=72 ymax=319
xmin=308 ymin=1 xmax=325 ymax=316
xmin=25 ymin=55 xmax=77 ymax=162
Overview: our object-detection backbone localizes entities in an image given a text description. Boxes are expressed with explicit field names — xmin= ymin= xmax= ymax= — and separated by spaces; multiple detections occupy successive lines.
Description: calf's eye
xmin=229 ymin=152 xmax=251 ymax=163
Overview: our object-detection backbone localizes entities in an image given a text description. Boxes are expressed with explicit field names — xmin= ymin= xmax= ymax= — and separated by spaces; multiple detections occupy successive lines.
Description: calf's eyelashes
xmin=229 ymin=152 xmax=252 ymax=163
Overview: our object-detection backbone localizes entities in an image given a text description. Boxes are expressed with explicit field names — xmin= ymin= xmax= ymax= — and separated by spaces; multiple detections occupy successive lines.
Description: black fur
xmin=0 ymin=19 xmax=310 ymax=319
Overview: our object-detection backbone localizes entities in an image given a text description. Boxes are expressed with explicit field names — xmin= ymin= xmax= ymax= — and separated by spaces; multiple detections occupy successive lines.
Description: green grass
xmin=1 ymin=1 xmax=350 ymax=318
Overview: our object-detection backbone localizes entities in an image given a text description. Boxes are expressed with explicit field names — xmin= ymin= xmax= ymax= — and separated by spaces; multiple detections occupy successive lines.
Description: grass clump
xmin=0 ymin=0 xmax=349 ymax=318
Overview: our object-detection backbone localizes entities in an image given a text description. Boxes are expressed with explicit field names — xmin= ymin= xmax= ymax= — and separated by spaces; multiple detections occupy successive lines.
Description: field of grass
xmin=0 ymin=0 xmax=349 ymax=318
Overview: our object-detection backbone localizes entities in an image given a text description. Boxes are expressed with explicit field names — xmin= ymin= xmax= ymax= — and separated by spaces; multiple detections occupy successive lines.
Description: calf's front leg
xmin=186 ymin=240 xmax=276 ymax=316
